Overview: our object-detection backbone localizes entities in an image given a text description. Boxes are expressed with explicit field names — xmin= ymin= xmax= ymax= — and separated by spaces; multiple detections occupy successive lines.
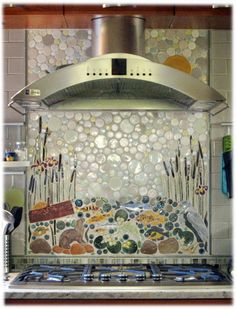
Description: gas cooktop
xmin=10 ymin=264 xmax=231 ymax=288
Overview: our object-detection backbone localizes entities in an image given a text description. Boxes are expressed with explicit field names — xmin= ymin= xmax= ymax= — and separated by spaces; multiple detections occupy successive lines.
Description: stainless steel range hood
xmin=9 ymin=16 xmax=227 ymax=115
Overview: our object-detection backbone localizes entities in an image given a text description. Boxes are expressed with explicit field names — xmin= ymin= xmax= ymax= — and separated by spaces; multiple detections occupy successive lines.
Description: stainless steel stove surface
xmin=10 ymin=264 xmax=231 ymax=289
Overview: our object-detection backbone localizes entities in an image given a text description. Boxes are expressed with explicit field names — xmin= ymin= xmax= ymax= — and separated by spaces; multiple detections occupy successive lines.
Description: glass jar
xmin=14 ymin=142 xmax=27 ymax=161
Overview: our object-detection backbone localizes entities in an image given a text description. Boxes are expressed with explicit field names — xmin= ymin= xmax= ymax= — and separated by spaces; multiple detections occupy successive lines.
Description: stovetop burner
xmin=10 ymin=264 xmax=231 ymax=288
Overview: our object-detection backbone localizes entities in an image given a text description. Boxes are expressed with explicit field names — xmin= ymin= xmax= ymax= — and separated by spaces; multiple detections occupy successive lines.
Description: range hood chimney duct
xmin=91 ymin=15 xmax=145 ymax=57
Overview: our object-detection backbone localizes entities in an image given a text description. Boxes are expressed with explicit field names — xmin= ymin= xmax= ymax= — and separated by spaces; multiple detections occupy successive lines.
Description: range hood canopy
xmin=9 ymin=16 xmax=227 ymax=115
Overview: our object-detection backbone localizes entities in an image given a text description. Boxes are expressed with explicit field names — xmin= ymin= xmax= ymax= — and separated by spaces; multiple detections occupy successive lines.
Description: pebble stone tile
xmin=27 ymin=29 xmax=208 ymax=83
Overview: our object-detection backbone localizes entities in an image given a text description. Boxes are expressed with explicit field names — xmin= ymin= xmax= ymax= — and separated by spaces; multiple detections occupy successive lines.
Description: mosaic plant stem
xmin=44 ymin=168 xmax=47 ymax=202
xmin=163 ymin=161 xmax=170 ymax=198
xmin=175 ymin=155 xmax=180 ymax=201
xmin=52 ymin=167 xmax=55 ymax=203
xmin=38 ymin=117 xmax=43 ymax=162
xmin=191 ymin=162 xmax=196 ymax=208
xmin=53 ymin=220 xmax=57 ymax=245
xmin=50 ymin=224 xmax=55 ymax=246
xmin=54 ymin=169 xmax=57 ymax=203
xmin=198 ymin=195 xmax=202 ymax=216
xmin=199 ymin=195 xmax=203 ymax=218
xmin=196 ymin=166 xmax=201 ymax=216
xmin=181 ymin=163 xmax=185 ymax=201
xmin=179 ymin=165 xmax=182 ymax=202
xmin=58 ymin=154 xmax=62 ymax=202
xmin=203 ymin=185 xmax=206 ymax=220
xmin=187 ymin=164 xmax=191 ymax=202
xmin=73 ymin=154 xmax=77 ymax=200
xmin=38 ymin=137 xmax=42 ymax=165
xmin=199 ymin=168 xmax=203 ymax=217
xmin=161 ymin=174 xmax=169 ymax=199
xmin=33 ymin=178 xmax=37 ymax=206
xmin=169 ymin=159 xmax=177 ymax=202
xmin=195 ymin=150 xmax=200 ymax=214
xmin=61 ymin=164 xmax=65 ymax=201
xmin=199 ymin=141 xmax=206 ymax=194
xmin=54 ymin=168 xmax=57 ymax=203
xmin=180 ymin=160 xmax=184 ymax=201
xmin=189 ymin=176 xmax=192 ymax=206
xmin=184 ymin=157 xmax=189 ymax=201
xmin=175 ymin=174 xmax=179 ymax=202
xmin=176 ymin=156 xmax=182 ymax=201
xmin=55 ymin=171 xmax=59 ymax=203
xmin=48 ymin=168 xmax=51 ymax=205
xmin=28 ymin=225 xmax=31 ymax=243
xmin=38 ymin=172 xmax=42 ymax=201
xmin=176 ymin=141 xmax=181 ymax=201
xmin=167 ymin=177 xmax=171 ymax=199
xmin=39 ymin=116 xmax=42 ymax=135
xmin=69 ymin=169 xmax=76 ymax=200
xmin=53 ymin=168 xmax=55 ymax=203
xmin=184 ymin=157 xmax=187 ymax=200
xmin=43 ymin=127 xmax=49 ymax=161
xmin=189 ymin=136 xmax=194 ymax=206
xmin=160 ymin=175 xmax=166 ymax=199
xmin=200 ymin=197 xmax=203 ymax=218
xmin=74 ymin=172 xmax=77 ymax=200
xmin=204 ymin=211 xmax=208 ymax=232
xmin=31 ymin=175 xmax=35 ymax=207
xmin=35 ymin=139 xmax=40 ymax=163
xmin=199 ymin=141 xmax=207 ymax=219
xmin=181 ymin=141 xmax=185 ymax=201
xmin=196 ymin=150 xmax=200 ymax=168
xmin=28 ymin=174 xmax=34 ymax=206
xmin=51 ymin=168 xmax=55 ymax=204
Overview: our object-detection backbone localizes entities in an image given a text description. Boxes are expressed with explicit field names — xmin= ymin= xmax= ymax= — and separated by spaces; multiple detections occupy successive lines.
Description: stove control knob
xmin=100 ymin=273 xmax=111 ymax=282
xmin=118 ymin=273 xmax=128 ymax=282
xmin=83 ymin=274 xmax=94 ymax=282
xmin=135 ymin=274 xmax=146 ymax=281
xmin=152 ymin=274 xmax=162 ymax=281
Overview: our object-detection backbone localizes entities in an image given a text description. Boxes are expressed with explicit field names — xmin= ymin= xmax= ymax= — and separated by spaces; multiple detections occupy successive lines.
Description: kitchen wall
xmin=3 ymin=29 xmax=25 ymax=123
xmin=3 ymin=29 xmax=232 ymax=269
xmin=3 ymin=30 xmax=26 ymax=258
xmin=209 ymin=30 xmax=232 ymax=255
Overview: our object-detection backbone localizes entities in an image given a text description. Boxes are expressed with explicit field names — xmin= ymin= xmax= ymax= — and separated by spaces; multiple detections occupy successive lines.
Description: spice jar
xmin=15 ymin=142 xmax=27 ymax=161
xmin=4 ymin=143 xmax=16 ymax=161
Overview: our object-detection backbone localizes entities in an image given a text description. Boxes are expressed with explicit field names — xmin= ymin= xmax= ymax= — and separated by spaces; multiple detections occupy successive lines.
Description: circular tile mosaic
xmin=27 ymin=29 xmax=208 ymax=83
xmin=27 ymin=111 xmax=209 ymax=202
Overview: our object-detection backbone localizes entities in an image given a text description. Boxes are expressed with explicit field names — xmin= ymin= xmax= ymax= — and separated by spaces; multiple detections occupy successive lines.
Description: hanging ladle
xmin=3 ymin=209 xmax=15 ymax=235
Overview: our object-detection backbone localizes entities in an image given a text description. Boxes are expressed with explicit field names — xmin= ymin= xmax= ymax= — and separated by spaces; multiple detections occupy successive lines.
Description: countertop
xmin=3 ymin=273 xmax=233 ymax=301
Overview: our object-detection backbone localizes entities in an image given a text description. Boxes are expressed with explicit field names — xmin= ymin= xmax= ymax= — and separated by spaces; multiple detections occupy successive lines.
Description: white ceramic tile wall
xmin=209 ymin=30 xmax=232 ymax=256
xmin=3 ymin=29 xmax=25 ymax=123
xmin=3 ymin=30 xmax=26 ymax=255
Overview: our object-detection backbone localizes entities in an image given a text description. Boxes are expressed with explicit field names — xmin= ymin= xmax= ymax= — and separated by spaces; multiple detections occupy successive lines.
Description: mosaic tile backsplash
xmin=27 ymin=111 xmax=209 ymax=256
xmin=26 ymin=27 xmax=209 ymax=257
xmin=27 ymin=29 xmax=208 ymax=83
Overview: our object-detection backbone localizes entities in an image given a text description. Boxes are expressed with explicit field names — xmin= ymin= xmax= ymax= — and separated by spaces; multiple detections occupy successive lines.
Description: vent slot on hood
xmin=42 ymin=79 xmax=194 ymax=107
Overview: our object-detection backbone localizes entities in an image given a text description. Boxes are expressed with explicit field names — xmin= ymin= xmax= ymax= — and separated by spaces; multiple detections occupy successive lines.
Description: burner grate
xmin=10 ymin=264 xmax=231 ymax=288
